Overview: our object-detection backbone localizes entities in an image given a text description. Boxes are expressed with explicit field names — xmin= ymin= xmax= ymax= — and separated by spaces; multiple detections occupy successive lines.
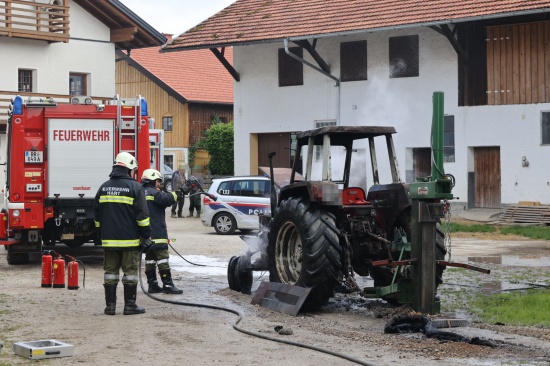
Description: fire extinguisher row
xmin=41 ymin=251 xmax=85 ymax=290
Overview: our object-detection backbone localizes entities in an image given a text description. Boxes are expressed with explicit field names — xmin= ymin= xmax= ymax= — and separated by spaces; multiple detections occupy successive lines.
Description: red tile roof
xmin=128 ymin=46 xmax=233 ymax=104
xmin=164 ymin=0 xmax=550 ymax=50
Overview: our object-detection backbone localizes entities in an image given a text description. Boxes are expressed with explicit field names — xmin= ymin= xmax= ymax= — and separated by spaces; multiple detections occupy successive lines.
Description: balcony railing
xmin=0 ymin=0 xmax=69 ymax=43
xmin=0 ymin=91 xmax=110 ymax=128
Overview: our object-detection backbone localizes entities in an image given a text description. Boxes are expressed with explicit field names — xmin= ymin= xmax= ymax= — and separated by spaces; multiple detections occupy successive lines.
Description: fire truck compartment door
xmin=48 ymin=119 xmax=115 ymax=198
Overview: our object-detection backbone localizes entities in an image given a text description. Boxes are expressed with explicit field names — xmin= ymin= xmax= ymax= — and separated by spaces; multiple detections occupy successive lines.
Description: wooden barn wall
xmin=115 ymin=61 xmax=189 ymax=148
xmin=486 ymin=20 xmax=550 ymax=105
xmin=188 ymin=103 xmax=233 ymax=145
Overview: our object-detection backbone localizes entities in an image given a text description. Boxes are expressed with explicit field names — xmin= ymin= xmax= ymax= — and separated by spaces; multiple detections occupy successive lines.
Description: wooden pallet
xmin=497 ymin=204 xmax=550 ymax=225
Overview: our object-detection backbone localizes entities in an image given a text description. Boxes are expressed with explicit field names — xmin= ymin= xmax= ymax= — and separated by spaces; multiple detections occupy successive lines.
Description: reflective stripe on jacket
xmin=143 ymin=184 xmax=177 ymax=250
xmin=94 ymin=166 xmax=151 ymax=250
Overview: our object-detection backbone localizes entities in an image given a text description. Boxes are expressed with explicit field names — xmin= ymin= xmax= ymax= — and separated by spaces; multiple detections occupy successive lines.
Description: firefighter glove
xmin=140 ymin=238 xmax=153 ymax=253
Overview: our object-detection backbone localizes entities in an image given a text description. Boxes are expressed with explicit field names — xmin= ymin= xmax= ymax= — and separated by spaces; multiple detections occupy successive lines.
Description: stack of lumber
xmin=497 ymin=202 xmax=550 ymax=226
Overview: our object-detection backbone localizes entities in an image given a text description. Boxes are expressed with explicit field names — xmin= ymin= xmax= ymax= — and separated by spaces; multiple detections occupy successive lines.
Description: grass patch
xmin=499 ymin=225 xmax=550 ymax=240
xmin=451 ymin=221 xmax=550 ymax=240
xmin=450 ymin=222 xmax=496 ymax=233
xmin=471 ymin=289 xmax=550 ymax=327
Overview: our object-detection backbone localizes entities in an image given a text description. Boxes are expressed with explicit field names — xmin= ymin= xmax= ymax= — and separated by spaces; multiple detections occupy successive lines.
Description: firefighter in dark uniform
xmin=94 ymin=152 xmax=152 ymax=316
xmin=140 ymin=169 xmax=186 ymax=294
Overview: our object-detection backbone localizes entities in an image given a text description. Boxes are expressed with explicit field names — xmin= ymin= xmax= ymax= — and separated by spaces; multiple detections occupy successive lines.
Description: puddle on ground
xmin=466 ymin=255 xmax=550 ymax=267
xmin=478 ymin=280 xmax=547 ymax=294
xmin=169 ymin=255 xmax=229 ymax=276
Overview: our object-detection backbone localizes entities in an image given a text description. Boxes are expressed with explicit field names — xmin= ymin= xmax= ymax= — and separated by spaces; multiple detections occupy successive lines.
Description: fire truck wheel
xmin=268 ymin=196 xmax=343 ymax=311
xmin=64 ymin=240 xmax=86 ymax=249
xmin=7 ymin=252 xmax=29 ymax=265
xmin=213 ymin=213 xmax=237 ymax=235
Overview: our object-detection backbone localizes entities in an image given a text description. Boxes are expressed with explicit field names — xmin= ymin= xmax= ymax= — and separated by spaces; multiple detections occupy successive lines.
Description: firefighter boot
xmin=123 ymin=284 xmax=146 ymax=315
xmin=103 ymin=283 xmax=117 ymax=315
xmin=145 ymin=269 xmax=162 ymax=294
xmin=195 ymin=208 xmax=201 ymax=218
xmin=159 ymin=269 xmax=183 ymax=294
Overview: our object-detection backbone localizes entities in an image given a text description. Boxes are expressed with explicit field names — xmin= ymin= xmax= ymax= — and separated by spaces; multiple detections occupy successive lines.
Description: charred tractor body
xmin=228 ymin=92 xmax=479 ymax=314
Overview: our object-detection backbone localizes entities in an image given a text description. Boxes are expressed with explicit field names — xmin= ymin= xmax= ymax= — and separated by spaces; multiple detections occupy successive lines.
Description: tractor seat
xmin=342 ymin=187 xmax=368 ymax=205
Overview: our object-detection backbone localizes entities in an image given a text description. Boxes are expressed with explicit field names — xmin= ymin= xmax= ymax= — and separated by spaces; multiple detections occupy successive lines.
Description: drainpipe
xmin=284 ymin=38 xmax=341 ymax=124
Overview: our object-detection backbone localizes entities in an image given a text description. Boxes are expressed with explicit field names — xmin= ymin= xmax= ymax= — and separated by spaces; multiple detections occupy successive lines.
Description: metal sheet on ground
xmin=251 ymin=282 xmax=311 ymax=316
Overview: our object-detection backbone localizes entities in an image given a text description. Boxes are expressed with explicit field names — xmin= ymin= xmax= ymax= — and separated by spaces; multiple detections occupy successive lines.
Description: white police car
xmin=201 ymin=176 xmax=271 ymax=235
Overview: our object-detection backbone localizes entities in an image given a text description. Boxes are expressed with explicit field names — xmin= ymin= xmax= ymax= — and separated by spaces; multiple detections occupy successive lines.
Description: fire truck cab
xmin=1 ymin=95 xmax=151 ymax=264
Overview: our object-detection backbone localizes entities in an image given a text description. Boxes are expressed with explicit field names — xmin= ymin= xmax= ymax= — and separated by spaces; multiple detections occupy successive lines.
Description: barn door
xmin=474 ymin=147 xmax=501 ymax=208
xmin=258 ymin=133 xmax=291 ymax=173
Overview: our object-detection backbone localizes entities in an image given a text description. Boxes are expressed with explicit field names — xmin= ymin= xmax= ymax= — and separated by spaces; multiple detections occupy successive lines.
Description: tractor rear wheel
xmin=267 ymin=196 xmax=343 ymax=311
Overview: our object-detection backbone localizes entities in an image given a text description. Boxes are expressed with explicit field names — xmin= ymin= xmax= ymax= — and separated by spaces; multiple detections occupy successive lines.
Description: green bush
xmin=201 ymin=121 xmax=234 ymax=175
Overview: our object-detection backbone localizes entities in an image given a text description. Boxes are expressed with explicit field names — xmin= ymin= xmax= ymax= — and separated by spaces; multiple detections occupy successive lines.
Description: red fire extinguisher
xmin=67 ymin=256 xmax=79 ymax=290
xmin=41 ymin=251 xmax=53 ymax=288
xmin=53 ymin=255 xmax=65 ymax=288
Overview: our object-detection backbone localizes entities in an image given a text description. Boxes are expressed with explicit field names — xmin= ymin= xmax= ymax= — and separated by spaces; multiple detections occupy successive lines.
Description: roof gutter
xmin=284 ymin=38 xmax=339 ymax=86
xmin=284 ymin=38 xmax=341 ymax=124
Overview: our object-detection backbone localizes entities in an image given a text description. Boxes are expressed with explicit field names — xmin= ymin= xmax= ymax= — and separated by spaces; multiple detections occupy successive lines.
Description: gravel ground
xmin=1 ymin=202 xmax=549 ymax=365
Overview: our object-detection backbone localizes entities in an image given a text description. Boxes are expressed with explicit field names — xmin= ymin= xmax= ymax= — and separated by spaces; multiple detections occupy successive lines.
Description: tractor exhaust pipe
xmin=268 ymin=152 xmax=277 ymax=215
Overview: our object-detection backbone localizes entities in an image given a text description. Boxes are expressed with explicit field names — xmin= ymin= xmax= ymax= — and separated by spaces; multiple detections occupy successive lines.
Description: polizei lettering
xmin=52 ymin=129 xmax=110 ymax=141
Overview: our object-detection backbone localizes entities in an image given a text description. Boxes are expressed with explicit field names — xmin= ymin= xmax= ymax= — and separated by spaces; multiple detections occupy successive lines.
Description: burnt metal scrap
xmin=384 ymin=315 xmax=496 ymax=348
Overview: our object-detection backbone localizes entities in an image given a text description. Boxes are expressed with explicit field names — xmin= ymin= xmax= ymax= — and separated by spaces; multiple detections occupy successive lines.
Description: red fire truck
xmin=1 ymin=95 xmax=151 ymax=264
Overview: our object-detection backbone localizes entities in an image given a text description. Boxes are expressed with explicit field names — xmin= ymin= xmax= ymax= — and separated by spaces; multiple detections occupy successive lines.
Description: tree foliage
xmin=201 ymin=121 xmax=234 ymax=175
xmin=187 ymin=140 xmax=202 ymax=170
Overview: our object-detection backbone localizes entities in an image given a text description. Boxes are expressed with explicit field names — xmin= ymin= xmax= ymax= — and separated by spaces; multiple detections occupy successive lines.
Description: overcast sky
xmin=119 ymin=0 xmax=236 ymax=37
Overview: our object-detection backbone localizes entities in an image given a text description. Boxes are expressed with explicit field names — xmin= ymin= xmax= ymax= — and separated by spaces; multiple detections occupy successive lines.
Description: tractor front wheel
xmin=267 ymin=197 xmax=343 ymax=311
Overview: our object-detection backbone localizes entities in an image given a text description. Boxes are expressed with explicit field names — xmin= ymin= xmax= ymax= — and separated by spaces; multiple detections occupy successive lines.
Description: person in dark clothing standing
xmin=186 ymin=176 xmax=204 ymax=218
xmin=171 ymin=164 xmax=187 ymax=218
xmin=140 ymin=169 xmax=185 ymax=294
xmin=94 ymin=152 xmax=151 ymax=316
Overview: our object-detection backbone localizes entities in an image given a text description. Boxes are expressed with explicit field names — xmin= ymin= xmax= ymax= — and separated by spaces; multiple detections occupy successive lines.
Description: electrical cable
xmin=138 ymin=256 xmax=377 ymax=366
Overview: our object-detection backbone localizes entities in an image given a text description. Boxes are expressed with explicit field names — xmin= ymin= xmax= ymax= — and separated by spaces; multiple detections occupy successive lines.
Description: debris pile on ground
xmin=384 ymin=314 xmax=496 ymax=347
xmin=497 ymin=204 xmax=550 ymax=226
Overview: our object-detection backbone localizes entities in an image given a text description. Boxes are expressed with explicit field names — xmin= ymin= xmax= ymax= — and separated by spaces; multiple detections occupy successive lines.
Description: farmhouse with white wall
xmin=0 ymin=0 xmax=165 ymax=190
xmin=164 ymin=0 xmax=550 ymax=209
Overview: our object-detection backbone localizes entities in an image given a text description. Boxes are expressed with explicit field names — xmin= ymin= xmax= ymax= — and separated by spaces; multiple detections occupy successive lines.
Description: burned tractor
xmin=228 ymin=92 xmax=468 ymax=313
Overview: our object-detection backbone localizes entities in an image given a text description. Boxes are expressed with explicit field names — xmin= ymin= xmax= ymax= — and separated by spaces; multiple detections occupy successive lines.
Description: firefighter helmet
xmin=114 ymin=152 xmax=138 ymax=170
xmin=141 ymin=169 xmax=163 ymax=183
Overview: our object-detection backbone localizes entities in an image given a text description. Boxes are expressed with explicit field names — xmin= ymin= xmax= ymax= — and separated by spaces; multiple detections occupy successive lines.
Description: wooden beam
xmin=294 ymin=40 xmax=330 ymax=73
xmin=430 ymin=25 xmax=469 ymax=66
xmin=210 ymin=47 xmax=240 ymax=82
xmin=111 ymin=27 xmax=137 ymax=43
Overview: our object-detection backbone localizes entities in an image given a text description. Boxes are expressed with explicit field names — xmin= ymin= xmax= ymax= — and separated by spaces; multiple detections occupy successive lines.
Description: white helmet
xmin=141 ymin=169 xmax=163 ymax=183
xmin=114 ymin=152 xmax=138 ymax=170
